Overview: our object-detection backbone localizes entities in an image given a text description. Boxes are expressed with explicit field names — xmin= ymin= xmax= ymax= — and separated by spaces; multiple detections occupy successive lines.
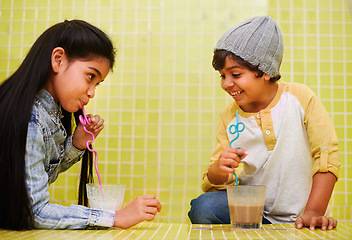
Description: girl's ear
xmin=51 ymin=47 xmax=65 ymax=73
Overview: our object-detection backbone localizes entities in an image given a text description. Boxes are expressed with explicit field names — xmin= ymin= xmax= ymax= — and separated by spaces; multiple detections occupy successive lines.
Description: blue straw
xmin=233 ymin=171 xmax=239 ymax=186
xmin=228 ymin=110 xmax=245 ymax=187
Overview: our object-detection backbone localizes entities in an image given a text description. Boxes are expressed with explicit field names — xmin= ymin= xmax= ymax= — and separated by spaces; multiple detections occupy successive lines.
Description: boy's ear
xmin=264 ymin=74 xmax=271 ymax=81
xmin=51 ymin=47 xmax=65 ymax=73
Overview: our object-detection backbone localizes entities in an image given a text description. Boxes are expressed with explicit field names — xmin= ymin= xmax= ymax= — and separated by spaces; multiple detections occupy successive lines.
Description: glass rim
xmin=86 ymin=183 xmax=126 ymax=187
xmin=226 ymin=185 xmax=266 ymax=189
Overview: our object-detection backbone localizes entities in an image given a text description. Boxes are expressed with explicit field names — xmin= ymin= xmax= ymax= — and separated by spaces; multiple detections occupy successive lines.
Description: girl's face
xmin=47 ymin=47 xmax=110 ymax=113
xmin=218 ymin=55 xmax=277 ymax=113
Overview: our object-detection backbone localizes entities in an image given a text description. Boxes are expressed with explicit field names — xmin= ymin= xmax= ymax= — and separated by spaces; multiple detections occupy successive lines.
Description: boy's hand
xmin=72 ymin=114 xmax=104 ymax=150
xmin=217 ymin=147 xmax=248 ymax=173
xmin=113 ymin=195 xmax=162 ymax=229
xmin=207 ymin=147 xmax=248 ymax=185
xmin=295 ymin=211 xmax=337 ymax=230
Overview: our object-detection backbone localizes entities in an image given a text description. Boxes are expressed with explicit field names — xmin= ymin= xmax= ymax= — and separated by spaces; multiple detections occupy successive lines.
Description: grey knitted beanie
xmin=215 ymin=16 xmax=283 ymax=77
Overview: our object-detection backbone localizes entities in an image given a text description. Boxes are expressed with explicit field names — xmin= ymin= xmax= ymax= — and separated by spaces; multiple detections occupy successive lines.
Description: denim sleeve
xmin=26 ymin=119 xmax=115 ymax=229
xmin=33 ymin=203 xmax=116 ymax=229
xmin=58 ymin=135 xmax=85 ymax=173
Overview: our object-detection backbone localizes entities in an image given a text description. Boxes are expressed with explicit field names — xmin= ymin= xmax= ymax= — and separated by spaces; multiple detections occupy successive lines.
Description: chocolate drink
xmin=229 ymin=204 xmax=264 ymax=228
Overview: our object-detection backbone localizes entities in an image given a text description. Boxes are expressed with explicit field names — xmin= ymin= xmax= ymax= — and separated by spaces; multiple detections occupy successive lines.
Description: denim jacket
xmin=25 ymin=89 xmax=115 ymax=229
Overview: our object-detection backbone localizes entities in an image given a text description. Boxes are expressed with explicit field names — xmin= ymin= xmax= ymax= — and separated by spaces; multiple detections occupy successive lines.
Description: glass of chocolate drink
xmin=227 ymin=185 xmax=266 ymax=229
xmin=86 ymin=184 xmax=126 ymax=211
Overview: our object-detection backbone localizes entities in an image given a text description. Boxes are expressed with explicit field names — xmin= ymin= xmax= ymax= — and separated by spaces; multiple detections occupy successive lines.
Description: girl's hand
xmin=113 ymin=195 xmax=162 ymax=229
xmin=72 ymin=114 xmax=104 ymax=150
xmin=295 ymin=211 xmax=337 ymax=230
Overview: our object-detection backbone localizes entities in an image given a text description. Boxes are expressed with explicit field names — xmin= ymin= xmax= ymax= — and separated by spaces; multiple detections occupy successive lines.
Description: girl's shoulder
xmin=30 ymin=99 xmax=41 ymax=121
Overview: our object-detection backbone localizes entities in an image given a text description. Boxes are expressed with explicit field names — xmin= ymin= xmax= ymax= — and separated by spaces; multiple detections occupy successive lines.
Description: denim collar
xmin=35 ymin=88 xmax=63 ymax=124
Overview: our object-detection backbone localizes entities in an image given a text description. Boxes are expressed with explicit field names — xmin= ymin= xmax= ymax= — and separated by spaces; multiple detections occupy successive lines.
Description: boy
xmin=188 ymin=16 xmax=340 ymax=230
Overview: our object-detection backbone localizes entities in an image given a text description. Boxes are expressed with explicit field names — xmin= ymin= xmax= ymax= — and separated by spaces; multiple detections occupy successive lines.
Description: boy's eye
xmin=88 ymin=74 xmax=95 ymax=80
xmin=232 ymin=74 xmax=240 ymax=78
xmin=219 ymin=75 xmax=225 ymax=79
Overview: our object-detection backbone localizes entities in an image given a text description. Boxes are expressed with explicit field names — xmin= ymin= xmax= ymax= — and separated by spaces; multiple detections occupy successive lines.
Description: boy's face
xmin=218 ymin=55 xmax=275 ymax=113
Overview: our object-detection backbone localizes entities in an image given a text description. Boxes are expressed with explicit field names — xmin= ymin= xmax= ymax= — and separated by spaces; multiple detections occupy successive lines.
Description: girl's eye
xmin=219 ymin=75 xmax=225 ymax=79
xmin=232 ymin=74 xmax=240 ymax=78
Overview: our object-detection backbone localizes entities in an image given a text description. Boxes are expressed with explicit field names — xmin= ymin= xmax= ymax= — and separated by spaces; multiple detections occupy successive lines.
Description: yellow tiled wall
xmin=0 ymin=0 xmax=351 ymax=223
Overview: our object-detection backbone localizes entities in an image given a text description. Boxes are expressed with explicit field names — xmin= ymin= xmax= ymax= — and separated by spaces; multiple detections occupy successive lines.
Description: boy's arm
xmin=288 ymin=83 xmax=340 ymax=230
xmin=202 ymin=106 xmax=235 ymax=192
xmin=295 ymin=172 xmax=337 ymax=230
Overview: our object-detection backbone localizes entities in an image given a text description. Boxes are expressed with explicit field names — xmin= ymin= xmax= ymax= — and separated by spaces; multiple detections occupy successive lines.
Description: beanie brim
xmin=214 ymin=16 xmax=283 ymax=77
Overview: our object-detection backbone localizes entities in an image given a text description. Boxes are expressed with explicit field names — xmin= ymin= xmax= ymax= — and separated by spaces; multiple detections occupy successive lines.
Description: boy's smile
xmin=219 ymin=55 xmax=277 ymax=113
xmin=230 ymin=90 xmax=244 ymax=97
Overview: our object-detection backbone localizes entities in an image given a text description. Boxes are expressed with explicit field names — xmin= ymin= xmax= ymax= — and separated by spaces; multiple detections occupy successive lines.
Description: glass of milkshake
xmin=227 ymin=185 xmax=266 ymax=229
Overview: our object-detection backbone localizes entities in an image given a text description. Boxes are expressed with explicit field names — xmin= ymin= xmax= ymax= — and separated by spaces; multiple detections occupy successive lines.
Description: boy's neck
xmin=240 ymin=82 xmax=279 ymax=113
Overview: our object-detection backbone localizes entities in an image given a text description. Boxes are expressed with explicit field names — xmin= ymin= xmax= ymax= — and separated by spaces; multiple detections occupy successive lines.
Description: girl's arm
xmin=72 ymin=114 xmax=104 ymax=150
xmin=26 ymin=116 xmax=114 ymax=229
xmin=295 ymin=172 xmax=338 ymax=230
xmin=113 ymin=195 xmax=162 ymax=229
xmin=59 ymin=114 xmax=104 ymax=173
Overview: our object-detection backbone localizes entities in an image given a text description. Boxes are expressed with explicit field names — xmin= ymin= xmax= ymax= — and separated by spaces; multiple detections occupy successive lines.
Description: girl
xmin=0 ymin=20 xmax=161 ymax=230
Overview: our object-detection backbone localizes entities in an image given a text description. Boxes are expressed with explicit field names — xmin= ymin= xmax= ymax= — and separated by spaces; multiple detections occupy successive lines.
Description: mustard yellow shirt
xmin=202 ymin=81 xmax=340 ymax=223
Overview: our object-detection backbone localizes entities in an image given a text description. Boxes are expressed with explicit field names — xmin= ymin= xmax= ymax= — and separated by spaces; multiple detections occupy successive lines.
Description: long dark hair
xmin=0 ymin=20 xmax=115 ymax=230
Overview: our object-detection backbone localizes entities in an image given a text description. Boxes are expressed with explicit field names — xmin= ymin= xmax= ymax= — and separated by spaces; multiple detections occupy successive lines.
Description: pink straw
xmin=79 ymin=107 xmax=104 ymax=197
